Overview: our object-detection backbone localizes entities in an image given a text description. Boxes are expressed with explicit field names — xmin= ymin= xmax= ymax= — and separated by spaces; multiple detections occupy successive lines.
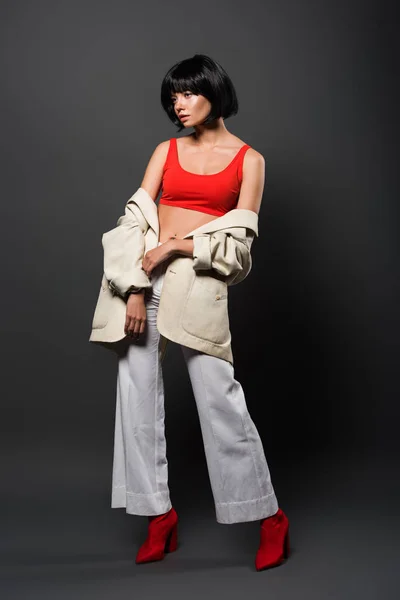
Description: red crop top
xmin=158 ymin=137 xmax=251 ymax=217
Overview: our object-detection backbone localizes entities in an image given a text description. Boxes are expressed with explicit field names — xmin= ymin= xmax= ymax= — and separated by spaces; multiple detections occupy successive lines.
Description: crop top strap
xmin=163 ymin=138 xmax=178 ymax=172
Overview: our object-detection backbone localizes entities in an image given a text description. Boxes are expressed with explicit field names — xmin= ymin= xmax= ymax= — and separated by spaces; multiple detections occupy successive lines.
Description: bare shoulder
xmin=144 ymin=138 xmax=172 ymax=169
xmin=233 ymin=135 xmax=265 ymax=165
xmin=152 ymin=138 xmax=171 ymax=159
xmin=243 ymin=144 xmax=265 ymax=161
xmin=243 ymin=146 xmax=265 ymax=175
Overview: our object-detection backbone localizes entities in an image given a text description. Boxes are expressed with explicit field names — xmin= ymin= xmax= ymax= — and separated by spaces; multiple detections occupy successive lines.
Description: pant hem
xmin=111 ymin=485 xmax=172 ymax=516
xmin=215 ymin=492 xmax=279 ymax=524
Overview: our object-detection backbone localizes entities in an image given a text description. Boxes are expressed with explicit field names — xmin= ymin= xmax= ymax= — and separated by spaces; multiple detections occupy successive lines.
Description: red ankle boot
xmin=135 ymin=507 xmax=179 ymax=564
xmin=255 ymin=508 xmax=290 ymax=571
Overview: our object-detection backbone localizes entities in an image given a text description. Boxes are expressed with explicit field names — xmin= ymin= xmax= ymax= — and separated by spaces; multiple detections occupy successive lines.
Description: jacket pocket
xmin=180 ymin=275 xmax=230 ymax=345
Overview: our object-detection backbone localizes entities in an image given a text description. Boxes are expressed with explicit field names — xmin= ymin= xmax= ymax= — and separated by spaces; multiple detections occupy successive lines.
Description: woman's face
xmin=171 ymin=90 xmax=211 ymax=127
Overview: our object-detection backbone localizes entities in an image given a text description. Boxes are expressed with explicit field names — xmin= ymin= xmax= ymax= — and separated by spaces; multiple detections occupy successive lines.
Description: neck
xmin=192 ymin=119 xmax=230 ymax=147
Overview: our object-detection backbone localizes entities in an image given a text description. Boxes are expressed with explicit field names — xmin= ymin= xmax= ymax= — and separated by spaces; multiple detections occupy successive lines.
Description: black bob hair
xmin=160 ymin=54 xmax=239 ymax=132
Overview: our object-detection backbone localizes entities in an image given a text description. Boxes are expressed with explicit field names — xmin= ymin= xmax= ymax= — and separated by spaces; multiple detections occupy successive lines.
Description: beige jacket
xmin=89 ymin=187 xmax=259 ymax=364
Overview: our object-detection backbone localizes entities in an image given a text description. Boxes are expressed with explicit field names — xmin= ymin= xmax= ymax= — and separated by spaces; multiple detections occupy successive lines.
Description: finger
xmin=132 ymin=319 xmax=142 ymax=339
xmin=127 ymin=318 xmax=136 ymax=337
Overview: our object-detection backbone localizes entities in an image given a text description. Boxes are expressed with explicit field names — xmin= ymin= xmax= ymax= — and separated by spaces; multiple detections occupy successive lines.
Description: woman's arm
xmin=236 ymin=148 xmax=265 ymax=214
xmin=103 ymin=140 xmax=172 ymax=296
xmin=169 ymin=238 xmax=194 ymax=256
xmin=140 ymin=140 xmax=171 ymax=201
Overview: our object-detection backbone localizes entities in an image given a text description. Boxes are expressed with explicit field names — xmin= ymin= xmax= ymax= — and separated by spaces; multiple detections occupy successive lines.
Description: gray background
xmin=1 ymin=0 xmax=399 ymax=598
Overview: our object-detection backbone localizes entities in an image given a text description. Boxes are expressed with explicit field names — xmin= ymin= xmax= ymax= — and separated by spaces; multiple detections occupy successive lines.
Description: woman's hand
xmin=142 ymin=238 xmax=176 ymax=277
xmin=125 ymin=293 xmax=147 ymax=340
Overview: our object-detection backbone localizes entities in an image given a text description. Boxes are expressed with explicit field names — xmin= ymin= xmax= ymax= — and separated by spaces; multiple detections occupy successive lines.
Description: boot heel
xmin=165 ymin=522 xmax=178 ymax=553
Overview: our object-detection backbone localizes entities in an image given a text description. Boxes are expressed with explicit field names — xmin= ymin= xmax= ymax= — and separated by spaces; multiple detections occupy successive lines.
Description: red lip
xmin=179 ymin=115 xmax=189 ymax=120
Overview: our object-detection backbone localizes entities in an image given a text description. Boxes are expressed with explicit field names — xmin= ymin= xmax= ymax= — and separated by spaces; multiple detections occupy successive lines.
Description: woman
xmin=94 ymin=54 xmax=290 ymax=571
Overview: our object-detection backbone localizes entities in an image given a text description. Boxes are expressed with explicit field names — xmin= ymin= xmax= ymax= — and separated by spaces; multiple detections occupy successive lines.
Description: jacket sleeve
xmin=192 ymin=226 xmax=256 ymax=286
xmin=101 ymin=202 xmax=152 ymax=298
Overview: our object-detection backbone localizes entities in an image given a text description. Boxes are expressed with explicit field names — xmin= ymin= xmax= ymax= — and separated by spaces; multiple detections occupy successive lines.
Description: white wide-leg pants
xmin=111 ymin=244 xmax=279 ymax=524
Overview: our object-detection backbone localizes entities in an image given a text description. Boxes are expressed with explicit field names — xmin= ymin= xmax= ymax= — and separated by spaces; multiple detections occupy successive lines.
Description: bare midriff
xmin=157 ymin=203 xmax=219 ymax=243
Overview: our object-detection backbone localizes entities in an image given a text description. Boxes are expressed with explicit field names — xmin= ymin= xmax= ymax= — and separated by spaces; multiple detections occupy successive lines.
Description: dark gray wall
xmin=1 ymin=1 xmax=398 ymax=598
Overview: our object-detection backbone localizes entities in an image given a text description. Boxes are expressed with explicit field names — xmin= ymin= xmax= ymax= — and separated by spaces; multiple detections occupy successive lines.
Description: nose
xmin=174 ymin=97 xmax=186 ymax=113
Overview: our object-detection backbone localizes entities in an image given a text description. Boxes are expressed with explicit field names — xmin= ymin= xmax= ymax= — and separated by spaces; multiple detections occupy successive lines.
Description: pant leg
xmin=111 ymin=245 xmax=172 ymax=515
xmin=180 ymin=345 xmax=279 ymax=524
